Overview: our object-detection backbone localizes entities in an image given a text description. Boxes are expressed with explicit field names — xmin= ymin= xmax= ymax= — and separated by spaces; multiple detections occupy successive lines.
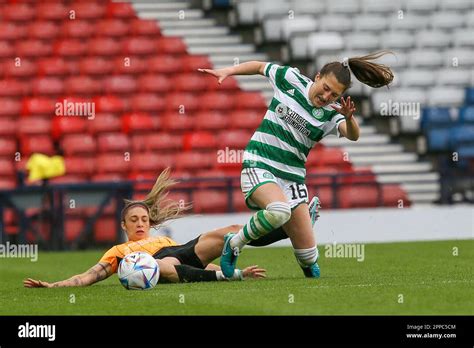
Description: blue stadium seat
xmin=421 ymin=107 xmax=452 ymax=130
xmin=427 ymin=128 xmax=451 ymax=151
xmin=458 ymin=145 xmax=474 ymax=159
xmin=466 ymin=88 xmax=474 ymax=105
xmin=459 ymin=106 xmax=474 ymax=124
xmin=449 ymin=126 xmax=474 ymax=148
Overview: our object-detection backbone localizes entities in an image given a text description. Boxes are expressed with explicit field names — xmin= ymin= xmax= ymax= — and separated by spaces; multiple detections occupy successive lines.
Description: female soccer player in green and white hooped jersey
xmin=199 ymin=51 xmax=394 ymax=278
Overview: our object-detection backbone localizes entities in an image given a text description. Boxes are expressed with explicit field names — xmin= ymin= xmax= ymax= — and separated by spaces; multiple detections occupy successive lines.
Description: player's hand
xmin=331 ymin=96 xmax=356 ymax=119
xmin=23 ymin=278 xmax=53 ymax=288
xmin=242 ymin=265 xmax=266 ymax=279
xmin=197 ymin=68 xmax=230 ymax=84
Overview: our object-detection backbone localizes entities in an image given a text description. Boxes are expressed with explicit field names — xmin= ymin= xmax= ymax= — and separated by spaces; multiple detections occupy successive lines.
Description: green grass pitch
xmin=1 ymin=239 xmax=472 ymax=315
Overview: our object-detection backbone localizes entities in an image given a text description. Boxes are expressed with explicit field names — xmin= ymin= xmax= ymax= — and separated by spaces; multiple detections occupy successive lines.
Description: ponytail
xmin=320 ymin=50 xmax=394 ymax=89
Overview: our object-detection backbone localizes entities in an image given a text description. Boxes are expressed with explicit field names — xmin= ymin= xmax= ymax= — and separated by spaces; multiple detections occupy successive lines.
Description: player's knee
xmin=294 ymin=246 xmax=319 ymax=267
xmin=265 ymin=201 xmax=291 ymax=228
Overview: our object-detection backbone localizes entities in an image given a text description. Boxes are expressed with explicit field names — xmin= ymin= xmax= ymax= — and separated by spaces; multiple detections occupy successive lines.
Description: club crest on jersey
xmin=312 ymin=108 xmax=323 ymax=119
xmin=275 ymin=103 xmax=288 ymax=118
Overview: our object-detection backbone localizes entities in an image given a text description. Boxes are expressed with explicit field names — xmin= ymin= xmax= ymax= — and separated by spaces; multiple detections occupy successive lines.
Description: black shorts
xmin=153 ymin=235 xmax=204 ymax=269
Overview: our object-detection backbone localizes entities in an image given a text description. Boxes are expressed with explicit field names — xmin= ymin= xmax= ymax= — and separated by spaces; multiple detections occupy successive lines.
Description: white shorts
xmin=241 ymin=167 xmax=309 ymax=210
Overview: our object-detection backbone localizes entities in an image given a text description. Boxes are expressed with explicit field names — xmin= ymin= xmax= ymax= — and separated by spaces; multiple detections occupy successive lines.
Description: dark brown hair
xmin=121 ymin=168 xmax=192 ymax=227
xmin=320 ymin=50 xmax=394 ymax=90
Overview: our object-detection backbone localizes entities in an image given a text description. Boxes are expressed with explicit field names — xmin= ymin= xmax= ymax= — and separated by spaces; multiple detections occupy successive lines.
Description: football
xmin=118 ymin=252 xmax=160 ymax=290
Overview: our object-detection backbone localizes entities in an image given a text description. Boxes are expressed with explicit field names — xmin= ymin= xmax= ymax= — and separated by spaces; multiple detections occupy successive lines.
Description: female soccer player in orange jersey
xmin=24 ymin=169 xmax=266 ymax=288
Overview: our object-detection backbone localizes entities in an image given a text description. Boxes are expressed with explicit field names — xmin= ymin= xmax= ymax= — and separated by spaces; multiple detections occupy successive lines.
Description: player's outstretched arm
xmin=333 ymin=96 xmax=360 ymax=141
xmin=198 ymin=61 xmax=267 ymax=84
xmin=23 ymin=262 xmax=112 ymax=288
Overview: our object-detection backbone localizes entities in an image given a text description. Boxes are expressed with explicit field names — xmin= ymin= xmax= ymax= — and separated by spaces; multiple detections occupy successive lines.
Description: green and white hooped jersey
xmin=242 ymin=63 xmax=346 ymax=184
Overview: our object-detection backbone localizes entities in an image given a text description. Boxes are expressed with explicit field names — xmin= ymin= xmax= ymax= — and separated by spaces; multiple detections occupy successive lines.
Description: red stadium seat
xmin=338 ymin=167 xmax=376 ymax=185
xmin=104 ymin=75 xmax=137 ymax=94
xmin=78 ymin=57 xmax=114 ymax=76
xmin=311 ymin=147 xmax=351 ymax=169
xmin=338 ymin=185 xmax=381 ymax=209
xmin=64 ymin=217 xmax=85 ymax=243
xmin=193 ymin=190 xmax=228 ymax=213
xmin=130 ymin=93 xmax=166 ymax=113
xmin=0 ymin=98 xmax=21 ymax=117
xmin=130 ymin=152 xmax=174 ymax=173
xmin=0 ymin=80 xmax=28 ymax=97
xmin=113 ymin=56 xmax=147 ymax=75
xmin=212 ymin=76 xmax=240 ymax=91
xmin=91 ymin=173 xmax=125 ymax=182
xmin=96 ymin=19 xmax=129 ymax=37
xmin=137 ymin=74 xmax=172 ymax=93
xmin=94 ymin=216 xmax=117 ymax=243
xmin=64 ymin=76 xmax=103 ymax=95
xmin=130 ymin=19 xmax=161 ymax=36
xmin=0 ymin=158 xmax=15 ymax=177
xmin=88 ymin=113 xmax=121 ymax=134
xmin=382 ymin=185 xmax=411 ymax=207
xmin=49 ymin=175 xmax=87 ymax=184
xmin=217 ymin=130 xmax=253 ymax=149
xmin=51 ymin=117 xmax=87 ymax=140
xmin=0 ymin=22 xmax=27 ymax=41
xmin=183 ymin=132 xmax=217 ymax=151
xmin=36 ymin=2 xmax=68 ymax=20
xmin=22 ymin=97 xmax=56 ymax=116
xmin=61 ymin=134 xmax=96 ymax=155
xmin=0 ymin=178 xmax=16 ymax=189
xmin=181 ymin=55 xmax=212 ymax=72
xmin=307 ymin=166 xmax=339 ymax=186
xmin=0 ymin=119 xmax=17 ymax=137
xmin=175 ymin=152 xmax=214 ymax=171
xmin=232 ymin=189 xmax=248 ymax=212
xmin=107 ymin=2 xmax=136 ymax=19
xmin=121 ymin=112 xmax=155 ymax=134
xmin=2 ymin=59 xmax=37 ymax=78
xmin=310 ymin=186 xmax=335 ymax=209
xmin=88 ymin=38 xmax=122 ymax=56
xmin=94 ymin=95 xmax=125 ymax=113
xmin=194 ymin=169 xmax=229 ymax=190
xmin=20 ymin=135 xmax=55 ymax=156
xmin=96 ymin=153 xmax=130 ymax=174
xmin=235 ymin=91 xmax=267 ymax=110
xmin=157 ymin=37 xmax=187 ymax=55
xmin=27 ymin=21 xmax=60 ymax=40
xmin=123 ymin=37 xmax=158 ymax=56
xmin=229 ymin=110 xmax=263 ymax=130
xmin=61 ymin=20 xmax=95 ymax=38
xmin=97 ymin=133 xmax=130 ymax=153
xmin=201 ymin=92 xmax=236 ymax=111
xmin=165 ymin=93 xmax=200 ymax=112
xmin=0 ymin=41 xmax=15 ymax=58
xmin=32 ymin=77 xmax=64 ymax=96
xmin=70 ymin=1 xmax=107 ymax=20
xmin=161 ymin=112 xmax=195 ymax=132
xmin=54 ymin=39 xmax=87 ymax=57
xmin=17 ymin=117 xmax=51 ymax=135
xmin=3 ymin=3 xmax=35 ymax=22
xmin=147 ymin=56 xmax=182 ymax=74
xmin=195 ymin=111 xmax=229 ymax=131
xmin=173 ymin=73 xmax=214 ymax=92
xmin=37 ymin=57 xmax=70 ymax=76
xmin=0 ymin=138 xmax=16 ymax=157
xmin=64 ymin=156 xmax=96 ymax=176
xmin=142 ymin=133 xmax=183 ymax=152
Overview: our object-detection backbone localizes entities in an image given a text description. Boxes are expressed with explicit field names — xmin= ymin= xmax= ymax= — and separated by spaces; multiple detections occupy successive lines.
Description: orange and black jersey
xmin=99 ymin=236 xmax=178 ymax=273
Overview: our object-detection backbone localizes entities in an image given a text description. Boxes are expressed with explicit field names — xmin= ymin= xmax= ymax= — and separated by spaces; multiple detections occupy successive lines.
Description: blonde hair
xmin=121 ymin=168 xmax=192 ymax=227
